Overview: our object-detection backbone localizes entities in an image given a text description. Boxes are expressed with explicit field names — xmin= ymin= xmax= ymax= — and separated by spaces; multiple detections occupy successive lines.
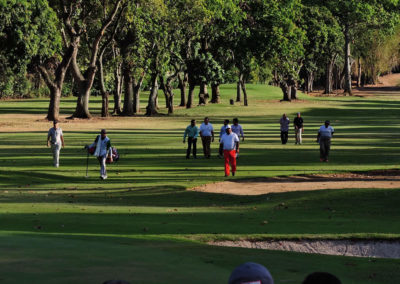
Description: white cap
xmin=226 ymin=125 xmax=231 ymax=129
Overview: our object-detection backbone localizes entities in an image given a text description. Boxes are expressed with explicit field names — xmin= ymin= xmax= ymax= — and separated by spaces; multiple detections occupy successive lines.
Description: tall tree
xmin=306 ymin=0 xmax=400 ymax=94
xmin=203 ymin=0 xmax=245 ymax=104
xmin=166 ymin=0 xmax=210 ymax=109
xmin=252 ymin=0 xmax=305 ymax=101
xmin=300 ymin=6 xmax=342 ymax=94
xmin=67 ymin=0 xmax=123 ymax=118
xmin=0 ymin=0 xmax=63 ymax=120
xmin=97 ymin=5 xmax=126 ymax=117
xmin=144 ymin=0 xmax=171 ymax=116
xmin=115 ymin=1 xmax=151 ymax=116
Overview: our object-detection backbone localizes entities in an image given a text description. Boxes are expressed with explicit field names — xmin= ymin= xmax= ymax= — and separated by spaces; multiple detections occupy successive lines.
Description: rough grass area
xmin=1 ymin=83 xmax=400 ymax=283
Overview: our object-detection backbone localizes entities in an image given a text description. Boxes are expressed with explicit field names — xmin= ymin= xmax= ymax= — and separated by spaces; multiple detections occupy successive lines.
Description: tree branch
xmin=37 ymin=65 xmax=56 ymax=89
xmin=70 ymin=38 xmax=85 ymax=83
xmin=89 ymin=0 xmax=123 ymax=67
xmin=98 ymin=3 xmax=126 ymax=62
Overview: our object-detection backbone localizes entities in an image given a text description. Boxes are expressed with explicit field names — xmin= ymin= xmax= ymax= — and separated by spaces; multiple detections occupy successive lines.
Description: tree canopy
xmin=1 ymin=0 xmax=400 ymax=116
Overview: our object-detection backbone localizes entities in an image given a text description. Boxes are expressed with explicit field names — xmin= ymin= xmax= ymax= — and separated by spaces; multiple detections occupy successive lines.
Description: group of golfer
xmin=47 ymin=113 xmax=334 ymax=179
xmin=279 ymin=112 xmax=334 ymax=162
xmin=183 ymin=117 xmax=245 ymax=177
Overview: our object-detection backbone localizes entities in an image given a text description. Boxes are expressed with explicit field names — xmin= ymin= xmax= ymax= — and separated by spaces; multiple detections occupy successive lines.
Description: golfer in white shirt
xmin=199 ymin=117 xmax=214 ymax=158
xmin=317 ymin=120 xmax=334 ymax=162
xmin=47 ymin=120 xmax=65 ymax=167
xmin=220 ymin=125 xmax=240 ymax=177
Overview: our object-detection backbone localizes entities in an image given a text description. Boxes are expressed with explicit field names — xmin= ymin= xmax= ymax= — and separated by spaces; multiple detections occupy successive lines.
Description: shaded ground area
xmin=308 ymin=73 xmax=400 ymax=97
xmin=355 ymin=73 xmax=400 ymax=95
xmin=211 ymin=240 xmax=400 ymax=259
xmin=192 ymin=169 xmax=400 ymax=196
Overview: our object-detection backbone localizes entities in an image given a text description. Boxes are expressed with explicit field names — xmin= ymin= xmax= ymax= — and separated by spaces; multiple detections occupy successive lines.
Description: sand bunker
xmin=192 ymin=170 xmax=400 ymax=196
xmin=204 ymin=170 xmax=400 ymax=259
xmin=211 ymin=240 xmax=400 ymax=259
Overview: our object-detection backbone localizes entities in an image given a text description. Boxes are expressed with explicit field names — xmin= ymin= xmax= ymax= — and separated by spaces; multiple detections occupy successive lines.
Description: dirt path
xmin=192 ymin=170 xmax=400 ymax=196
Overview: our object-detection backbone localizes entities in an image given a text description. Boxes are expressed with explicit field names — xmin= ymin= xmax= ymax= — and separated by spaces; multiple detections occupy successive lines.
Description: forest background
xmin=1 ymin=0 xmax=400 ymax=119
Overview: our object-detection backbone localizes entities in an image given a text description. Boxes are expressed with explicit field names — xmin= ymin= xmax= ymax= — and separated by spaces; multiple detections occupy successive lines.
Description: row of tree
xmin=1 ymin=0 xmax=399 ymax=120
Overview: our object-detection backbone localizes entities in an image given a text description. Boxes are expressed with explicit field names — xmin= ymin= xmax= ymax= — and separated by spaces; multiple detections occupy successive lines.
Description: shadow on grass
xmin=0 ymin=187 xmax=399 ymax=235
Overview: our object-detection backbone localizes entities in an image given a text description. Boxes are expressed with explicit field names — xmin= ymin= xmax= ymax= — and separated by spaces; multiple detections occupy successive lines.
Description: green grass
xmin=0 ymin=84 xmax=400 ymax=283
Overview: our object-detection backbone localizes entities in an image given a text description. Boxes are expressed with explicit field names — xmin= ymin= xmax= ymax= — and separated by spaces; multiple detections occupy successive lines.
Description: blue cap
xmin=228 ymin=262 xmax=274 ymax=284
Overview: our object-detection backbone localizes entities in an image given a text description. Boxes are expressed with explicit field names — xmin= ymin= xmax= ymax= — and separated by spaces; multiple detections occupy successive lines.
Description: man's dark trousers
xmin=187 ymin=137 xmax=197 ymax=158
xmin=281 ymin=131 xmax=288 ymax=144
xmin=320 ymin=137 xmax=331 ymax=160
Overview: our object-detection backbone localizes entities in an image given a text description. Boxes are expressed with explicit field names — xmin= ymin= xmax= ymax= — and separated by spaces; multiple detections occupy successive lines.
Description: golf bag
xmin=87 ymin=145 xmax=96 ymax=155
xmin=106 ymin=147 xmax=120 ymax=164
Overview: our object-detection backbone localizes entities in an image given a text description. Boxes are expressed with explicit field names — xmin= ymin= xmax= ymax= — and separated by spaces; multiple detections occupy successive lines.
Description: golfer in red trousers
xmin=220 ymin=125 xmax=240 ymax=177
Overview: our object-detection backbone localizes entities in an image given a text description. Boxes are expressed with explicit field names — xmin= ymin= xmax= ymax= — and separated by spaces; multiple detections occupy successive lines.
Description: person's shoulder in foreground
xmin=228 ymin=262 xmax=274 ymax=284
xmin=302 ymin=272 xmax=341 ymax=284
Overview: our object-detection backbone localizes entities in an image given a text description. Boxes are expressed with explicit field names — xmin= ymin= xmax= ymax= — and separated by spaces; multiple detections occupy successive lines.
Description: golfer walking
xmin=317 ymin=120 xmax=334 ymax=162
xmin=90 ymin=129 xmax=112 ymax=179
xmin=218 ymin=119 xmax=230 ymax=158
xmin=220 ymin=125 xmax=240 ymax=177
xmin=231 ymin=118 xmax=244 ymax=141
xmin=199 ymin=117 xmax=214 ymax=158
xmin=183 ymin=119 xmax=199 ymax=159
xmin=279 ymin=113 xmax=290 ymax=144
xmin=47 ymin=120 xmax=64 ymax=167
xmin=294 ymin=112 xmax=304 ymax=144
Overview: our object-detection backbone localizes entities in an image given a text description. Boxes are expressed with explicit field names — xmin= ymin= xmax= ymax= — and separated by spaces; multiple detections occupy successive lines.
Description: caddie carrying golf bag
xmin=106 ymin=147 xmax=120 ymax=164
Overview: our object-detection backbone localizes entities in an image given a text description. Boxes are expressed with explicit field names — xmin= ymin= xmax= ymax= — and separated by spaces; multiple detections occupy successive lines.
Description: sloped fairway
xmin=1 ymin=84 xmax=400 ymax=283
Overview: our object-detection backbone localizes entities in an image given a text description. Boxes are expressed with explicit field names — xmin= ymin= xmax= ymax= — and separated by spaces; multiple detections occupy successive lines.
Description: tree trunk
xmin=178 ymin=72 xmax=187 ymax=107
xmin=324 ymin=61 xmax=334 ymax=94
xmin=343 ymin=24 xmax=352 ymax=95
xmin=280 ymin=82 xmax=291 ymax=101
xmin=211 ymin=83 xmax=220 ymax=103
xmin=70 ymin=76 xmax=93 ymax=119
xmin=155 ymin=93 xmax=159 ymax=109
xmin=186 ymin=81 xmax=195 ymax=109
xmin=113 ymin=67 xmax=123 ymax=115
xmin=160 ymin=77 xmax=169 ymax=108
xmin=70 ymin=48 xmax=95 ymax=119
xmin=160 ymin=76 xmax=174 ymax=114
xmin=101 ymin=93 xmax=110 ymax=117
xmin=133 ymin=75 xmax=144 ymax=114
xmin=73 ymin=87 xmax=91 ymax=118
xmin=273 ymin=70 xmax=279 ymax=86
xmin=167 ymin=91 xmax=174 ymax=114
xmin=122 ymin=63 xmax=134 ymax=116
xmin=337 ymin=64 xmax=345 ymax=90
xmin=371 ymin=65 xmax=377 ymax=85
xmin=357 ymin=57 xmax=362 ymax=88
xmin=39 ymin=41 xmax=76 ymax=121
xmin=290 ymin=84 xmax=298 ymax=100
xmin=112 ymin=48 xmax=123 ymax=115
xmin=47 ymin=86 xmax=62 ymax=121
xmin=241 ymin=80 xmax=248 ymax=106
xmin=307 ymin=71 xmax=314 ymax=93
xmin=236 ymin=73 xmax=243 ymax=102
xmin=165 ymin=83 xmax=174 ymax=114
xmin=98 ymin=53 xmax=110 ymax=117
xmin=146 ymin=73 xmax=159 ymax=116
xmin=198 ymin=82 xmax=209 ymax=105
